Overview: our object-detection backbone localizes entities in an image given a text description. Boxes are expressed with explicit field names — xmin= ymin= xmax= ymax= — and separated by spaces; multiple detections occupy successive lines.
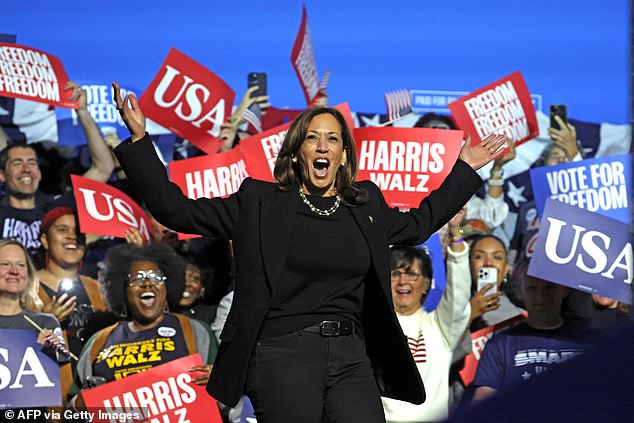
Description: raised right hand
xmin=112 ymin=81 xmax=146 ymax=142
xmin=42 ymin=293 xmax=76 ymax=321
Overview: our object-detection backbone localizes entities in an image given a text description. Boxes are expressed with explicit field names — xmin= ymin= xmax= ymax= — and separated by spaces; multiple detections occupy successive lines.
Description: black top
xmin=260 ymin=195 xmax=371 ymax=338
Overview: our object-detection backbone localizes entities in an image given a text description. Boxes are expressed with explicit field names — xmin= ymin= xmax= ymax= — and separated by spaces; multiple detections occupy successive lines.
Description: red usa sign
xmin=71 ymin=175 xmax=153 ymax=241
xmin=354 ymin=127 xmax=463 ymax=209
xmin=139 ymin=48 xmax=235 ymax=154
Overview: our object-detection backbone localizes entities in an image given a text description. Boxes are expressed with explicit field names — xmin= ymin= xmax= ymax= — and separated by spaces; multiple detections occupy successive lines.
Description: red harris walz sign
xmin=0 ymin=43 xmax=77 ymax=108
xmin=71 ymin=175 xmax=153 ymax=242
xmin=354 ymin=127 xmax=463 ymax=209
xmin=449 ymin=71 xmax=538 ymax=147
xmin=139 ymin=48 xmax=235 ymax=154
xmin=81 ymin=355 xmax=222 ymax=423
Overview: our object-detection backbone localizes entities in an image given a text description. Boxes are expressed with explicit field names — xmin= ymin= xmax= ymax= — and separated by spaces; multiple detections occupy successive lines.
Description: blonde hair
xmin=0 ymin=239 xmax=43 ymax=310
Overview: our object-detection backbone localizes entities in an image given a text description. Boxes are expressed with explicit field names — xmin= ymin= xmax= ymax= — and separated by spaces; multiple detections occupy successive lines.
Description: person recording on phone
xmin=468 ymin=234 xmax=524 ymax=331
xmin=382 ymin=208 xmax=472 ymax=422
xmin=111 ymin=80 xmax=506 ymax=423
xmin=218 ymin=73 xmax=270 ymax=152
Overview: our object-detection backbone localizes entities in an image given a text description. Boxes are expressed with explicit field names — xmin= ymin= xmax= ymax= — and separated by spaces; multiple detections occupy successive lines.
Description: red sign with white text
xmin=71 ymin=175 xmax=153 ymax=242
xmin=139 ymin=48 xmax=235 ymax=154
xmin=169 ymin=147 xmax=249 ymax=239
xmin=239 ymin=122 xmax=291 ymax=182
xmin=291 ymin=6 xmax=320 ymax=106
xmin=448 ymin=71 xmax=538 ymax=147
xmin=0 ymin=43 xmax=76 ymax=108
xmin=459 ymin=313 xmax=527 ymax=386
xmin=82 ymin=354 xmax=222 ymax=423
xmin=354 ymin=127 xmax=464 ymax=209
xmin=238 ymin=102 xmax=355 ymax=182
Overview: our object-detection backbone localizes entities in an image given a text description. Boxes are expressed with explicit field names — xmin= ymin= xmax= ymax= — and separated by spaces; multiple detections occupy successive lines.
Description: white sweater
xmin=382 ymin=245 xmax=471 ymax=422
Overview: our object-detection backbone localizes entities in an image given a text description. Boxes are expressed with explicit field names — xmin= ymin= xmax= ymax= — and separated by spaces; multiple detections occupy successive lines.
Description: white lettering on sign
xmin=0 ymin=46 xmax=59 ymax=102
xmin=260 ymin=129 xmax=289 ymax=174
xmin=463 ymin=81 xmax=528 ymax=142
xmin=544 ymin=217 xmax=633 ymax=284
xmin=153 ymin=65 xmax=225 ymax=137
xmin=184 ymin=159 xmax=249 ymax=199
xmin=102 ymin=372 xmax=196 ymax=420
xmin=545 ymin=161 xmax=628 ymax=212
xmin=77 ymin=188 xmax=151 ymax=240
xmin=0 ymin=346 xmax=55 ymax=390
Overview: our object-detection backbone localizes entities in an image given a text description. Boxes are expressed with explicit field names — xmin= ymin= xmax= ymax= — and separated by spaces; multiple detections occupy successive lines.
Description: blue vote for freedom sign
xmin=0 ymin=329 xmax=62 ymax=408
xmin=530 ymin=153 xmax=631 ymax=224
xmin=528 ymin=199 xmax=632 ymax=305
xmin=55 ymin=81 xmax=141 ymax=146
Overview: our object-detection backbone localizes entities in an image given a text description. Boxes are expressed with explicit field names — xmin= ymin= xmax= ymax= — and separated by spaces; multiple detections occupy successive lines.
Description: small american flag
xmin=241 ymin=102 xmax=263 ymax=134
xmin=384 ymin=89 xmax=412 ymax=122
xmin=319 ymin=68 xmax=331 ymax=91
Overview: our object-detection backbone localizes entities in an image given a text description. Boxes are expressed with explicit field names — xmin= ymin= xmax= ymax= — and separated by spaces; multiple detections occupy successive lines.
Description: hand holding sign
xmin=112 ymin=81 xmax=145 ymax=142
xmin=458 ymin=133 xmax=507 ymax=171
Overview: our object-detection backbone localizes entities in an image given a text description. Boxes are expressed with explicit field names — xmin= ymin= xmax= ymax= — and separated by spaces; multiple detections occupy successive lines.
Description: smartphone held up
xmin=549 ymin=104 xmax=568 ymax=130
xmin=477 ymin=266 xmax=498 ymax=296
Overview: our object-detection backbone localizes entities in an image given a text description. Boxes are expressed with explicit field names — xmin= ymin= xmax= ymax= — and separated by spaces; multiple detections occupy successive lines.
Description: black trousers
xmin=245 ymin=329 xmax=386 ymax=423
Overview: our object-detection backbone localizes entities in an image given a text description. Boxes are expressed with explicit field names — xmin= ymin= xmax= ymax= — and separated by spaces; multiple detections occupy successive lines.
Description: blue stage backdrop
xmin=2 ymin=0 xmax=629 ymax=124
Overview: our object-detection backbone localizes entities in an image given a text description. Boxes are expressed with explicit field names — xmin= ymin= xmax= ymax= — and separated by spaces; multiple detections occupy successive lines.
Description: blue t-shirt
xmin=473 ymin=320 xmax=595 ymax=392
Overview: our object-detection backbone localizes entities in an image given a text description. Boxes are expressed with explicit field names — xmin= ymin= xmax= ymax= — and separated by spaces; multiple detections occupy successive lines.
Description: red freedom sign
xmin=71 ymin=175 xmax=153 ymax=242
xmin=0 ymin=43 xmax=76 ymax=108
xmin=82 ymin=354 xmax=222 ymax=423
xmin=138 ymin=48 xmax=235 ymax=154
xmin=354 ymin=127 xmax=464 ymax=209
xmin=239 ymin=102 xmax=355 ymax=182
xmin=459 ymin=313 xmax=527 ymax=386
xmin=448 ymin=71 xmax=538 ymax=147
xmin=291 ymin=5 xmax=320 ymax=106
xmin=239 ymin=122 xmax=291 ymax=182
xmin=169 ymin=147 xmax=249 ymax=239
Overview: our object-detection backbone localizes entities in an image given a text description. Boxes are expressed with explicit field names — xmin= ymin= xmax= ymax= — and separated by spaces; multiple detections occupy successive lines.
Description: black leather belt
xmin=302 ymin=320 xmax=354 ymax=337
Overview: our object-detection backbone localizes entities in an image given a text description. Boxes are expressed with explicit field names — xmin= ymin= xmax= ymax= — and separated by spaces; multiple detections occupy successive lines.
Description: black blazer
xmin=115 ymin=135 xmax=482 ymax=407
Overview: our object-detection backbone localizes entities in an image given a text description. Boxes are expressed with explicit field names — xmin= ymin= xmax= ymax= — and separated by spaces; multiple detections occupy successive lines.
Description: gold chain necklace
xmin=299 ymin=188 xmax=341 ymax=216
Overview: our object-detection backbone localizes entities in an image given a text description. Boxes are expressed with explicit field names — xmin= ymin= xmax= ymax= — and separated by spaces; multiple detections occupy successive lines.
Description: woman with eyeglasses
xmin=384 ymin=209 xmax=472 ymax=422
xmin=68 ymin=243 xmax=218 ymax=411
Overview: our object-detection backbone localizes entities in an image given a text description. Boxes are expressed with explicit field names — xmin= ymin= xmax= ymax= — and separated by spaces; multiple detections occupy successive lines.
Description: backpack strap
xmin=173 ymin=314 xmax=196 ymax=355
xmin=90 ymin=322 xmax=120 ymax=364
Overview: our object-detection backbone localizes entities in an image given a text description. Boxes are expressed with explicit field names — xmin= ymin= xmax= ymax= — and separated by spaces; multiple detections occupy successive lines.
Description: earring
xmin=164 ymin=302 xmax=170 ymax=314
xmin=292 ymin=157 xmax=297 ymax=163
xmin=120 ymin=304 xmax=128 ymax=319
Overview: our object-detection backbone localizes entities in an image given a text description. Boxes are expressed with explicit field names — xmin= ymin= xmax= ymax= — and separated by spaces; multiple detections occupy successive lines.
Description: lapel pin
xmin=369 ymin=216 xmax=374 ymax=223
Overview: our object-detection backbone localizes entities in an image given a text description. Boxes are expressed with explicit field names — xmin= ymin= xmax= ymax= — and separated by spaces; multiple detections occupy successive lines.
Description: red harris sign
xmin=71 ymin=175 xmax=153 ymax=242
xmin=139 ymin=48 xmax=235 ymax=154
xmin=82 ymin=354 xmax=222 ymax=423
xmin=354 ymin=127 xmax=464 ymax=209
xmin=449 ymin=71 xmax=538 ymax=147
xmin=169 ymin=147 xmax=249 ymax=239
xmin=0 ymin=43 xmax=76 ymax=108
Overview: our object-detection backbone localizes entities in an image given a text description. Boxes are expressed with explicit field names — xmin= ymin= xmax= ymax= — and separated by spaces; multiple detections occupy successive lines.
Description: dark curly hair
xmin=273 ymin=107 xmax=368 ymax=206
xmin=100 ymin=243 xmax=186 ymax=319
xmin=390 ymin=245 xmax=434 ymax=280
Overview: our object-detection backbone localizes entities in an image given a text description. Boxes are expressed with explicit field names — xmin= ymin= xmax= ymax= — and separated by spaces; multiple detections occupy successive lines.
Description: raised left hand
xmin=459 ymin=133 xmax=507 ymax=171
